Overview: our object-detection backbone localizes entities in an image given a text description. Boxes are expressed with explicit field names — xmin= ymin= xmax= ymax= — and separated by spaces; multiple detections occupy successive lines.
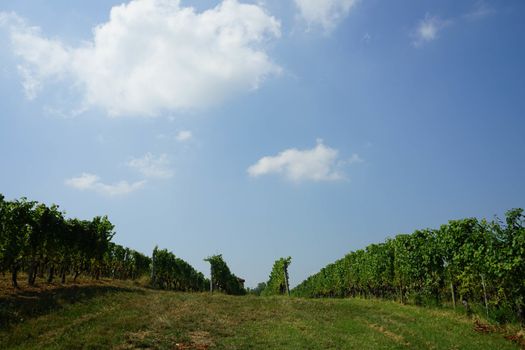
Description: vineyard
xmin=0 ymin=194 xmax=241 ymax=296
xmin=150 ymin=247 xmax=208 ymax=292
xmin=292 ymin=209 xmax=525 ymax=324
xmin=0 ymin=194 xmax=151 ymax=288
xmin=1 ymin=192 xmax=525 ymax=330
xmin=261 ymin=256 xmax=291 ymax=296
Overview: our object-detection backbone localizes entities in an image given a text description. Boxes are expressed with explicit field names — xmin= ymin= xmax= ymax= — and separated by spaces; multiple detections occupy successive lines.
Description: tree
xmin=249 ymin=282 xmax=267 ymax=296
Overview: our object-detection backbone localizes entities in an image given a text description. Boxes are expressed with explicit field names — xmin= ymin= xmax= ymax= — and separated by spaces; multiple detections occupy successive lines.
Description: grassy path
xmin=0 ymin=282 xmax=521 ymax=349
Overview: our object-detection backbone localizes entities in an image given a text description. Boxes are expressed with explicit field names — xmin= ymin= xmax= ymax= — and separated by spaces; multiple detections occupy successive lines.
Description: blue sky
xmin=1 ymin=0 xmax=524 ymax=288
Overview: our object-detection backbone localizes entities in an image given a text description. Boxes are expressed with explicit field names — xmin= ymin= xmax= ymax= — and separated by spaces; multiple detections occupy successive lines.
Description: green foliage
xmin=292 ymin=209 xmax=525 ymax=323
xmin=261 ymin=257 xmax=291 ymax=296
xmin=0 ymin=193 xmax=151 ymax=287
xmin=151 ymin=246 xmax=207 ymax=291
xmin=205 ymin=254 xmax=245 ymax=295
xmin=0 ymin=198 xmax=35 ymax=287
xmin=248 ymin=282 xmax=267 ymax=296
xmin=106 ymin=243 xmax=152 ymax=280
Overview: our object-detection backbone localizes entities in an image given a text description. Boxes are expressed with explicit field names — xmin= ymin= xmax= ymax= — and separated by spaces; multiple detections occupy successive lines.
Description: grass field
xmin=0 ymin=278 xmax=523 ymax=349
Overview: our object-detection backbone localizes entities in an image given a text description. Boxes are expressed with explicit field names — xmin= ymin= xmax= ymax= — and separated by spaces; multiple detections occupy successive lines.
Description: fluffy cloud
xmin=176 ymin=130 xmax=193 ymax=142
xmin=248 ymin=139 xmax=359 ymax=182
xmin=0 ymin=13 xmax=71 ymax=99
xmin=65 ymin=153 xmax=172 ymax=196
xmin=65 ymin=173 xmax=146 ymax=196
xmin=412 ymin=14 xmax=447 ymax=46
xmin=1 ymin=0 xmax=281 ymax=116
xmin=127 ymin=153 xmax=174 ymax=179
xmin=294 ymin=0 xmax=358 ymax=32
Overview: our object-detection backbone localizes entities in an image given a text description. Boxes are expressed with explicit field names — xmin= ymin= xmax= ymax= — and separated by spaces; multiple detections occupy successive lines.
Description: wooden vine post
xmin=284 ymin=259 xmax=290 ymax=296
xmin=444 ymin=259 xmax=456 ymax=310
xmin=210 ymin=264 xmax=213 ymax=293
xmin=481 ymin=273 xmax=489 ymax=318
xmin=450 ymin=282 xmax=456 ymax=310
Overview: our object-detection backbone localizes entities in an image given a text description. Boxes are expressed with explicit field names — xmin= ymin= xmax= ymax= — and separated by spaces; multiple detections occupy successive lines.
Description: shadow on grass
xmin=0 ymin=284 xmax=144 ymax=329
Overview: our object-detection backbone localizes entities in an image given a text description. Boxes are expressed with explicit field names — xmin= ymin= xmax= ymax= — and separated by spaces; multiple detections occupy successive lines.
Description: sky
xmin=1 ymin=0 xmax=524 ymax=288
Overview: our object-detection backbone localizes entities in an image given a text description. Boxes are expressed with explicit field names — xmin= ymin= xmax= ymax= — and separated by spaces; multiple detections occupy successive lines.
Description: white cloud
xmin=127 ymin=153 xmax=174 ymax=179
xmin=464 ymin=1 xmax=494 ymax=21
xmin=1 ymin=0 xmax=281 ymax=116
xmin=248 ymin=139 xmax=358 ymax=182
xmin=294 ymin=0 xmax=358 ymax=32
xmin=0 ymin=13 xmax=71 ymax=99
xmin=176 ymin=130 xmax=192 ymax=142
xmin=66 ymin=153 xmax=172 ymax=196
xmin=413 ymin=5 xmax=492 ymax=47
xmin=65 ymin=173 xmax=146 ymax=196
xmin=413 ymin=14 xmax=448 ymax=46
xmin=65 ymin=173 xmax=99 ymax=190
xmin=341 ymin=153 xmax=364 ymax=165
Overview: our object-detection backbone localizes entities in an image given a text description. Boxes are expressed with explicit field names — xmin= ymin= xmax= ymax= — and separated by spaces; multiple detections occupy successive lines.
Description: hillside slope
xmin=0 ymin=280 xmax=521 ymax=350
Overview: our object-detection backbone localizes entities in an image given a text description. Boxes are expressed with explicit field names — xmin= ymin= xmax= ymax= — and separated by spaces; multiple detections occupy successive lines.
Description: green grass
xmin=0 ymin=282 xmax=522 ymax=349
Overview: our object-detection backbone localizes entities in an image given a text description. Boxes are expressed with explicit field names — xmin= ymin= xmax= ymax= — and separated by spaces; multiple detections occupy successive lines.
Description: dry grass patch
xmin=367 ymin=321 xmax=410 ymax=346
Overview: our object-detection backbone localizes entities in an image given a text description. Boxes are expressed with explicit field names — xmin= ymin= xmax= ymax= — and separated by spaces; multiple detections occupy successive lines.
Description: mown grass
xmin=0 ymin=279 xmax=522 ymax=349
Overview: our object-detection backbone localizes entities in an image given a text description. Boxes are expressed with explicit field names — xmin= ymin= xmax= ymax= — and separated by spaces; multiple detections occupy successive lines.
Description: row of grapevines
xmin=205 ymin=254 xmax=245 ymax=295
xmin=151 ymin=247 xmax=208 ymax=291
xmin=292 ymin=209 xmax=525 ymax=323
xmin=0 ymin=194 xmax=150 ymax=287
xmin=261 ymin=257 xmax=291 ymax=296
